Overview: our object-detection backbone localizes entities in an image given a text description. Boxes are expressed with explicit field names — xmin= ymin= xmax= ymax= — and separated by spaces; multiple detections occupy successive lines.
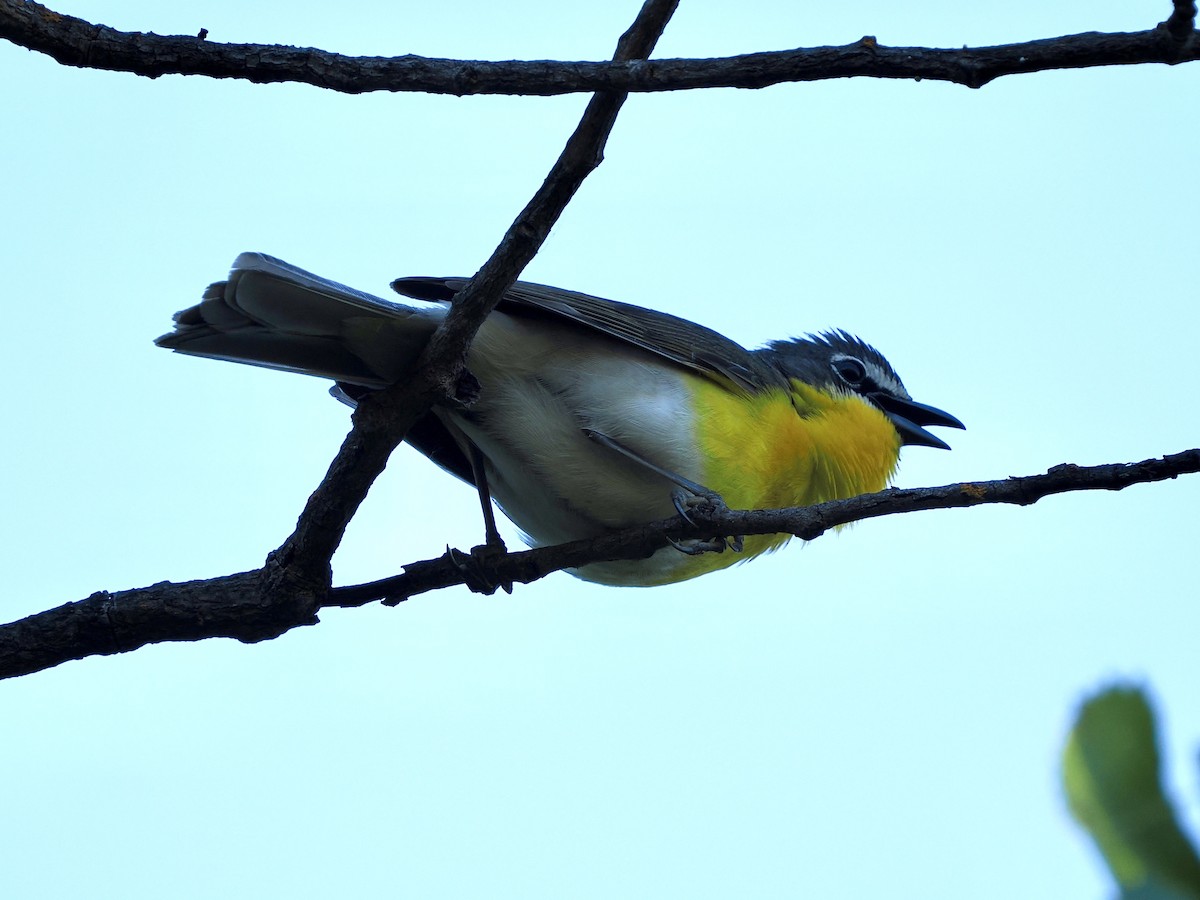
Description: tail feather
xmin=156 ymin=253 xmax=440 ymax=388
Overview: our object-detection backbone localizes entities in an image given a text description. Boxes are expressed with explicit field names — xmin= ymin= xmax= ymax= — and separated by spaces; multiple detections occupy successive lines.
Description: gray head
xmin=759 ymin=330 xmax=965 ymax=449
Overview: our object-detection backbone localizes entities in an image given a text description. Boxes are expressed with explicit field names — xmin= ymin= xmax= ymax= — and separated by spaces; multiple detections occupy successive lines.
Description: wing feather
xmin=391 ymin=276 xmax=786 ymax=394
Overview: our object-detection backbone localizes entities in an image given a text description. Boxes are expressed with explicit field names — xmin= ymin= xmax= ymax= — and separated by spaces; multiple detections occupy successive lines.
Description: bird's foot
xmin=669 ymin=489 xmax=744 ymax=555
xmin=446 ymin=541 xmax=513 ymax=596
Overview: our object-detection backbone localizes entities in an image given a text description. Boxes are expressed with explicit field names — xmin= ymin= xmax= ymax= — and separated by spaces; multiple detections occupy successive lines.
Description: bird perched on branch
xmin=156 ymin=252 xmax=963 ymax=586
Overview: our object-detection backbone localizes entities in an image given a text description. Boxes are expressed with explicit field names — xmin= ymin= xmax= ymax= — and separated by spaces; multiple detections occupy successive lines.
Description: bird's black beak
xmin=869 ymin=393 xmax=965 ymax=451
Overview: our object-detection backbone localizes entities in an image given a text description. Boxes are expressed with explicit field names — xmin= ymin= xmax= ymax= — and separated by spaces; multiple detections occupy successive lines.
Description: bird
xmin=156 ymin=252 xmax=963 ymax=586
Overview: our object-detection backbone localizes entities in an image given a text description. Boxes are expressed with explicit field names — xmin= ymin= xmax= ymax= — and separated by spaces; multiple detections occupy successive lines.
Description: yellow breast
xmin=667 ymin=376 xmax=902 ymax=580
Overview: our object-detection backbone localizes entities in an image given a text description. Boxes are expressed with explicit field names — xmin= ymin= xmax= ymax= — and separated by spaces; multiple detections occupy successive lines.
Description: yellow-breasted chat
xmin=156 ymin=252 xmax=963 ymax=586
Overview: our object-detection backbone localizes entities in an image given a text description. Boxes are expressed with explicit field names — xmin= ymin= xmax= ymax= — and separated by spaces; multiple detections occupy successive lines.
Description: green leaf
xmin=1063 ymin=686 xmax=1200 ymax=898
xmin=1123 ymin=878 xmax=1200 ymax=900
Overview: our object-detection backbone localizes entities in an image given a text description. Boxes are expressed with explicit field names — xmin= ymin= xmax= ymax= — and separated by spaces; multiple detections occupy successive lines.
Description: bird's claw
xmin=446 ymin=542 xmax=513 ymax=596
xmin=670 ymin=487 xmax=726 ymax=522
xmin=668 ymin=489 xmax=744 ymax=556
xmin=665 ymin=535 xmax=728 ymax=556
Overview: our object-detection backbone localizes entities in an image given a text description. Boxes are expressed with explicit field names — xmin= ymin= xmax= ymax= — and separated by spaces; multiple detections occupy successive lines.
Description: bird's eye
xmin=832 ymin=356 xmax=867 ymax=385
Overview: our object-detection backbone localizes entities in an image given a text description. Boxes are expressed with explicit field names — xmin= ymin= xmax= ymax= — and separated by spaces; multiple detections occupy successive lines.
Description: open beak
xmin=869 ymin=393 xmax=966 ymax=451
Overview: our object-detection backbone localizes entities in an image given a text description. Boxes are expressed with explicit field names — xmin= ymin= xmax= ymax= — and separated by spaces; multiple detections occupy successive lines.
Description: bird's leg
xmin=467 ymin=442 xmax=506 ymax=552
xmin=446 ymin=443 xmax=512 ymax=596
xmin=582 ymin=428 xmax=743 ymax=555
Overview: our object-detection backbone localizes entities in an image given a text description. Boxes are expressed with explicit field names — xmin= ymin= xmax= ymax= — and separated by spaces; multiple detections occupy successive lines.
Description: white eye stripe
xmin=863 ymin=361 xmax=909 ymax=400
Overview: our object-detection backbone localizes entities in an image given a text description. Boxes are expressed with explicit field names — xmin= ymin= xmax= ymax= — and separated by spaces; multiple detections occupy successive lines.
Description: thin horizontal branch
xmin=4 ymin=450 xmax=1196 ymax=680
xmin=1 ymin=1 xmax=1196 ymax=95
xmin=328 ymin=450 xmax=1200 ymax=606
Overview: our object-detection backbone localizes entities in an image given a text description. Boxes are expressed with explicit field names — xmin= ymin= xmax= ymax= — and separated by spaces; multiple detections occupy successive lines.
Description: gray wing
xmin=391 ymin=276 xmax=788 ymax=395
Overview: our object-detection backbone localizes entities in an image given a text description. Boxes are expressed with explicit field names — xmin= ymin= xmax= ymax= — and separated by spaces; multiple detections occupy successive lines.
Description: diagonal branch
xmin=4 ymin=450 xmax=1197 ymax=680
xmin=0 ymin=0 xmax=680 ymax=681
xmin=1 ymin=1 xmax=1196 ymax=95
xmin=237 ymin=0 xmax=680 ymax=629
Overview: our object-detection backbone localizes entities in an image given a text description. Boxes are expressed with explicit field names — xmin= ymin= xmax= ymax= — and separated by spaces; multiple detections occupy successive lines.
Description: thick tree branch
xmin=0 ymin=572 xmax=268 ymax=679
xmin=1 ymin=1 xmax=1196 ymax=95
xmin=4 ymin=451 xmax=1197 ymax=680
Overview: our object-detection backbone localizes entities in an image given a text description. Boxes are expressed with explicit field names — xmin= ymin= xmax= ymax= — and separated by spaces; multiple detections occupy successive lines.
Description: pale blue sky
xmin=3 ymin=2 xmax=1199 ymax=898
